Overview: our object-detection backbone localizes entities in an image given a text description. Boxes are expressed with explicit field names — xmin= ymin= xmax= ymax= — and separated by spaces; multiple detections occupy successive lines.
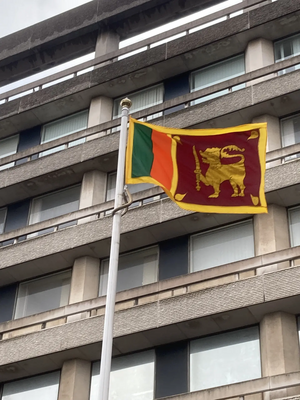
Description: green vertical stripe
xmin=132 ymin=123 xmax=154 ymax=178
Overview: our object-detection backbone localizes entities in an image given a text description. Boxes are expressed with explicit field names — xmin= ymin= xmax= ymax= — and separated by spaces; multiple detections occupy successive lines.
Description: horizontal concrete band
xmin=0 ymin=51 xmax=300 ymax=165
xmin=0 ymin=68 xmax=299 ymax=206
xmin=0 ymin=156 xmax=299 ymax=270
xmin=0 ymin=0 xmax=299 ymax=134
xmin=0 ymin=0 xmax=222 ymax=66
xmin=0 ymin=165 xmax=299 ymax=271
xmin=162 ymin=371 xmax=300 ymax=400
xmin=1 ymin=262 xmax=300 ymax=365
xmin=0 ymin=122 xmax=298 ymax=194
xmin=0 ymin=0 xmax=275 ymax=99
xmin=0 ymin=245 xmax=299 ymax=334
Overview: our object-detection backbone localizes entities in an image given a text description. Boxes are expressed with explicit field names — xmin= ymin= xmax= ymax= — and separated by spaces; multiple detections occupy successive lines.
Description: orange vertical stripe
xmin=150 ymin=129 xmax=173 ymax=191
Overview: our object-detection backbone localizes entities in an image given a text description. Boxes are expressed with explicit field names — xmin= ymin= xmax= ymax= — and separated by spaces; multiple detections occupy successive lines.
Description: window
xmin=113 ymin=84 xmax=164 ymax=120
xmin=190 ymin=55 xmax=245 ymax=105
xmin=1 ymin=371 xmax=60 ymax=400
xmin=190 ymin=55 xmax=245 ymax=104
xmin=190 ymin=220 xmax=254 ymax=272
xmin=29 ymin=185 xmax=81 ymax=225
xmin=14 ymin=270 xmax=71 ymax=319
xmin=281 ymin=114 xmax=300 ymax=159
xmin=90 ymin=350 xmax=155 ymax=400
xmin=274 ymin=33 xmax=300 ymax=74
xmin=0 ymin=208 xmax=7 ymax=234
xmin=190 ymin=326 xmax=261 ymax=391
xmin=106 ymin=172 xmax=155 ymax=202
xmin=99 ymin=247 xmax=158 ymax=295
xmin=40 ymin=110 xmax=88 ymax=156
xmin=0 ymin=135 xmax=19 ymax=171
xmin=289 ymin=206 xmax=300 ymax=247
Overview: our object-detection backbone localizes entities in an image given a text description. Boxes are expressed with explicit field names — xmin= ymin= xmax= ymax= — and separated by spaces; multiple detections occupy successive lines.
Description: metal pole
xmin=98 ymin=98 xmax=132 ymax=400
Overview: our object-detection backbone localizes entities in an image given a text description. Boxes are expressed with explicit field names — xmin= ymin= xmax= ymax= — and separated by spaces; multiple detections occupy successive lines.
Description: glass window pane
xmin=2 ymin=371 xmax=60 ymax=400
xmin=99 ymin=247 xmax=158 ymax=295
xmin=14 ymin=270 xmax=71 ymax=319
xmin=281 ymin=113 xmax=300 ymax=160
xmin=0 ymin=135 xmax=19 ymax=170
xmin=40 ymin=111 xmax=88 ymax=157
xmin=113 ymin=84 xmax=164 ymax=118
xmin=191 ymin=55 xmax=245 ymax=92
xmin=29 ymin=185 xmax=81 ymax=225
xmin=106 ymin=172 xmax=155 ymax=201
xmin=0 ymin=207 xmax=7 ymax=234
xmin=41 ymin=111 xmax=88 ymax=144
xmin=90 ymin=350 xmax=155 ymax=400
xmin=274 ymin=33 xmax=300 ymax=74
xmin=190 ymin=326 xmax=261 ymax=391
xmin=274 ymin=33 xmax=300 ymax=62
xmin=0 ymin=135 xmax=19 ymax=159
xmin=281 ymin=114 xmax=300 ymax=147
xmin=289 ymin=206 xmax=300 ymax=247
xmin=190 ymin=220 xmax=254 ymax=272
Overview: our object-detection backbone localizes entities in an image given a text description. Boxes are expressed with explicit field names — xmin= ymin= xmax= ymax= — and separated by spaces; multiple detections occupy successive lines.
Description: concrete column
xmin=78 ymin=170 xmax=107 ymax=224
xmin=89 ymin=29 xmax=118 ymax=138
xmin=252 ymin=114 xmax=281 ymax=167
xmin=88 ymin=96 xmax=113 ymax=129
xmin=95 ymin=29 xmax=119 ymax=59
xmin=69 ymin=256 xmax=100 ymax=304
xmin=260 ymin=312 xmax=300 ymax=399
xmin=254 ymin=204 xmax=290 ymax=274
xmin=79 ymin=169 xmax=107 ymax=223
xmin=245 ymin=38 xmax=275 ymax=84
xmin=58 ymin=359 xmax=91 ymax=400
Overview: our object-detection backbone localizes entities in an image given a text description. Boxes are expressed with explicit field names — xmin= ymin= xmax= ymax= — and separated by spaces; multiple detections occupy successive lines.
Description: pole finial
xmin=120 ymin=97 xmax=132 ymax=109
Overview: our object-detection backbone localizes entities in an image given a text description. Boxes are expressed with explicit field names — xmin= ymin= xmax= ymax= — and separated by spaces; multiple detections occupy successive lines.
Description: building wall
xmin=0 ymin=0 xmax=300 ymax=399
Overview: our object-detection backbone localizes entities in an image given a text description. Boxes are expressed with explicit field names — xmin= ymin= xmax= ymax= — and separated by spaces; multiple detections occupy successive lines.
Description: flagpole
xmin=98 ymin=98 xmax=132 ymax=400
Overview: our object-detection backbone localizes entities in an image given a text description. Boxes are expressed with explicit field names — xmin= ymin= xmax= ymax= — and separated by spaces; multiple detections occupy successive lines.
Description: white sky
xmin=0 ymin=0 xmax=93 ymax=38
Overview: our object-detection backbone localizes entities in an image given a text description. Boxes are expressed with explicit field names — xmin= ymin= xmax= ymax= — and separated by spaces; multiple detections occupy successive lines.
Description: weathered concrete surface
xmin=0 ymin=0 xmax=219 ymax=85
xmin=1 ymin=0 xmax=300 ymax=138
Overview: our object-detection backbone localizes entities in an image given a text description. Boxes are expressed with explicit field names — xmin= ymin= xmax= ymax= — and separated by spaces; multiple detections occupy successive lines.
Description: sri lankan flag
xmin=125 ymin=118 xmax=267 ymax=214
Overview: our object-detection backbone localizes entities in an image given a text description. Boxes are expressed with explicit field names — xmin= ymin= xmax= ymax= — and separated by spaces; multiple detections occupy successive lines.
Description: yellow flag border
xmin=126 ymin=118 xmax=268 ymax=214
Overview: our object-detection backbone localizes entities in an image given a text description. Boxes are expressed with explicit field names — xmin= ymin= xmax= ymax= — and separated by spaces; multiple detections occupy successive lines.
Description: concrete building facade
xmin=0 ymin=0 xmax=300 ymax=399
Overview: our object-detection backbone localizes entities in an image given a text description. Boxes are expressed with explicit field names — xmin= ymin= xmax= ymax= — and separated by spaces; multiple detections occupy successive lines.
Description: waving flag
xmin=126 ymin=118 xmax=267 ymax=214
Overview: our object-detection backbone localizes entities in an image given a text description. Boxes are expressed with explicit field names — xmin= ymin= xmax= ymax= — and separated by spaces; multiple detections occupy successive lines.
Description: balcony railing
xmin=0 ymin=138 xmax=299 ymax=248
xmin=0 ymin=0 xmax=271 ymax=104
xmin=0 ymin=53 xmax=300 ymax=172
xmin=0 ymin=244 xmax=299 ymax=341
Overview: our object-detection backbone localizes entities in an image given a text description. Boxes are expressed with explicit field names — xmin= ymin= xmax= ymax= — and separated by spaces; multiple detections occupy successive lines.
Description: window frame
xmin=1 ymin=370 xmax=61 ymax=400
xmin=0 ymin=134 xmax=20 ymax=171
xmin=274 ymin=32 xmax=300 ymax=62
xmin=113 ymin=83 xmax=164 ymax=120
xmin=40 ymin=110 xmax=88 ymax=157
xmin=13 ymin=269 xmax=72 ymax=320
xmin=288 ymin=205 xmax=300 ymax=248
xmin=28 ymin=184 xmax=81 ymax=226
xmin=106 ymin=171 xmax=156 ymax=202
xmin=0 ymin=207 xmax=7 ymax=234
xmin=90 ymin=349 xmax=155 ymax=400
xmin=189 ymin=325 xmax=262 ymax=392
xmin=189 ymin=219 xmax=255 ymax=273
xmin=99 ymin=245 xmax=159 ymax=296
xmin=189 ymin=54 xmax=245 ymax=104
xmin=280 ymin=113 xmax=300 ymax=161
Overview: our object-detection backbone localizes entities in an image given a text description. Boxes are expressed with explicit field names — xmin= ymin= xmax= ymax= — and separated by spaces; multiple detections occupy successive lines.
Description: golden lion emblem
xmin=194 ymin=145 xmax=246 ymax=198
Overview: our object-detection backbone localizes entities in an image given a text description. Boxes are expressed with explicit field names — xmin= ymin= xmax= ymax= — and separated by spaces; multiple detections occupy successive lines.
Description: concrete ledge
xmin=1 ymin=0 xmax=300 ymax=136
xmin=0 ymin=246 xmax=298 ymax=334
xmin=0 ymin=157 xmax=299 ymax=276
xmin=1 ymin=263 xmax=300 ymax=366
xmin=0 ymin=0 xmax=218 ymax=85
